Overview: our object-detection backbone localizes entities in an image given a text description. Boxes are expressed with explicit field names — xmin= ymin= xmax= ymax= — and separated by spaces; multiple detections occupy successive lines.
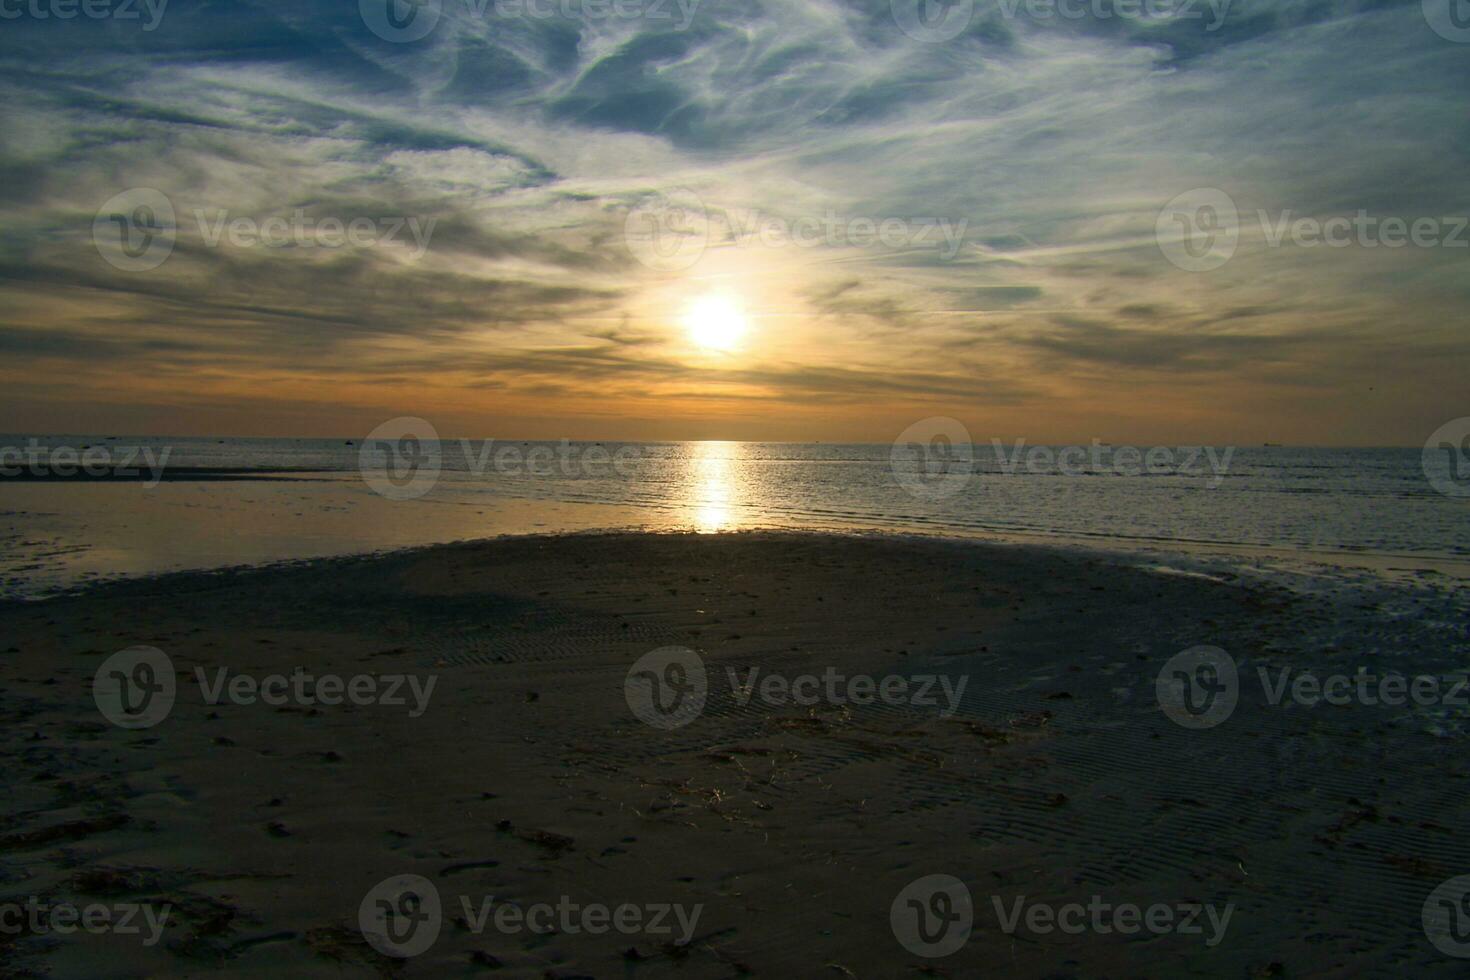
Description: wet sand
xmin=1 ymin=531 xmax=1467 ymax=977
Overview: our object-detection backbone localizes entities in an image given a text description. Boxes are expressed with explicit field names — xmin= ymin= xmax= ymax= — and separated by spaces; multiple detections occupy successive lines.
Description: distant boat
xmin=1263 ymin=442 xmax=1282 ymax=447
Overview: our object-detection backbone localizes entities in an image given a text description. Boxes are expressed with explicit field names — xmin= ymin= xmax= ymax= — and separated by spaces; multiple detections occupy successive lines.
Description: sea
xmin=1 ymin=435 xmax=1466 ymax=599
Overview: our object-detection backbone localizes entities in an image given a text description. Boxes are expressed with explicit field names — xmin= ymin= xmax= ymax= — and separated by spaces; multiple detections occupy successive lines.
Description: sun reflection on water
xmin=689 ymin=441 xmax=737 ymax=532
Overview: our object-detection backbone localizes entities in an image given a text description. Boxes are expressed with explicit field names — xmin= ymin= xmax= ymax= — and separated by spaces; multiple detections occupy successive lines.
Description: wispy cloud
xmin=0 ymin=0 xmax=1464 ymax=441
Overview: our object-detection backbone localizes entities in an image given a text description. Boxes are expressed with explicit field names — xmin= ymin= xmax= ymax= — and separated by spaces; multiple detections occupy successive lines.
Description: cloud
xmin=0 ymin=0 xmax=1464 ymax=438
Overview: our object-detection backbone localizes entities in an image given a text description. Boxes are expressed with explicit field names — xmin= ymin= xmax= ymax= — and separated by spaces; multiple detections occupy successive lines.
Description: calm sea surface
xmin=1 ymin=436 xmax=1465 ymax=598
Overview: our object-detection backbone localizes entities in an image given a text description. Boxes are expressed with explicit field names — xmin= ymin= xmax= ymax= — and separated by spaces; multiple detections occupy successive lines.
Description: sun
xmin=683 ymin=294 xmax=748 ymax=352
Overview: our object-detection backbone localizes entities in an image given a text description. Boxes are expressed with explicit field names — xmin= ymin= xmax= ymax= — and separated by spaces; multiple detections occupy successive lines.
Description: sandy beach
xmin=2 ymin=531 xmax=1467 ymax=977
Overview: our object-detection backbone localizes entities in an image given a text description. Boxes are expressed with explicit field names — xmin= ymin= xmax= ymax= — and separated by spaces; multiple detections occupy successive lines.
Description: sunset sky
xmin=1 ymin=0 xmax=1466 ymax=444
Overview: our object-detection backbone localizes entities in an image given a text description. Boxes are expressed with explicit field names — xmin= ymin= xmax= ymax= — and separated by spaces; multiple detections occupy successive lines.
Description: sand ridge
xmin=0 ymin=531 xmax=1467 ymax=977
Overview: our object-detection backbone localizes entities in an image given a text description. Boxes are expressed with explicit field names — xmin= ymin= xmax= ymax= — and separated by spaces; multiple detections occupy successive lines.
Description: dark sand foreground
xmin=1 ymin=532 xmax=1468 ymax=977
